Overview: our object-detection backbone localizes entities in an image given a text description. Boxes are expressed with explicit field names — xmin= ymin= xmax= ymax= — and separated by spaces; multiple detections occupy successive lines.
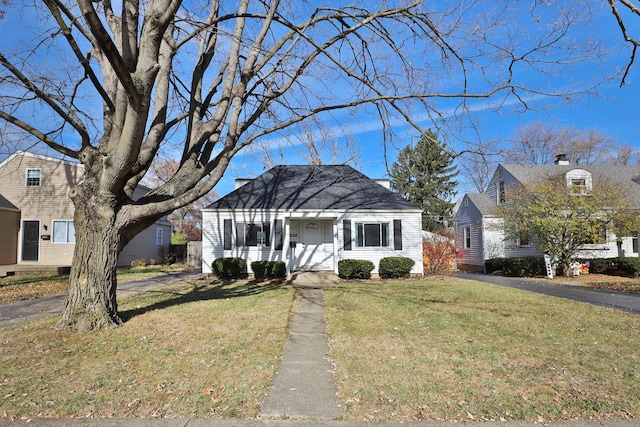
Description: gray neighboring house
xmin=202 ymin=165 xmax=424 ymax=276
xmin=455 ymin=158 xmax=640 ymax=272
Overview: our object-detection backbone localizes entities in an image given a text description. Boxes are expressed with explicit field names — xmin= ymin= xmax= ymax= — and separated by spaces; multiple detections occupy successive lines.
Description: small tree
xmin=390 ymin=131 xmax=458 ymax=233
xmin=498 ymin=175 xmax=640 ymax=276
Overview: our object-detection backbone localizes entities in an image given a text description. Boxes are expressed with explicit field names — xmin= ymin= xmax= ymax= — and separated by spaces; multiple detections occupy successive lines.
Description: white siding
xmin=338 ymin=211 xmax=423 ymax=275
xmin=202 ymin=210 xmax=287 ymax=274
xmin=203 ymin=208 xmax=424 ymax=276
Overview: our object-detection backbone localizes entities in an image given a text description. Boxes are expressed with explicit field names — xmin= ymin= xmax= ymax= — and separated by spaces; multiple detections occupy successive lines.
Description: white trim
xmin=51 ymin=219 xmax=76 ymax=244
xmin=0 ymin=150 xmax=82 ymax=170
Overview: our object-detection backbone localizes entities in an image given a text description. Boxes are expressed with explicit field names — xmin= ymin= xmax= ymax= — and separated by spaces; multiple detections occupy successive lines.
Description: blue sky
xmin=1 ymin=2 xmax=639 ymax=200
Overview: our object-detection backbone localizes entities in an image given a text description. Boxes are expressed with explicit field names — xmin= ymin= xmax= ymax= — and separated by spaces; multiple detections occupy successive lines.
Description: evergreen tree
xmin=390 ymin=131 xmax=458 ymax=232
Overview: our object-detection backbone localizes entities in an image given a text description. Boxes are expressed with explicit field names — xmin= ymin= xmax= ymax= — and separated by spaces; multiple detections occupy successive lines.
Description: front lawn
xmin=324 ymin=277 xmax=640 ymax=422
xmin=0 ymin=279 xmax=295 ymax=418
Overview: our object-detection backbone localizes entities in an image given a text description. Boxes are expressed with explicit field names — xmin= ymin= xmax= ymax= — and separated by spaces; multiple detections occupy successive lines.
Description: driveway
xmin=458 ymin=272 xmax=640 ymax=315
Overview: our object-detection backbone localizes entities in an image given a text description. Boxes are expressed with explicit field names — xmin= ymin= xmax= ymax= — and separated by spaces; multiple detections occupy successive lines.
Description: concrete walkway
xmin=259 ymin=287 xmax=343 ymax=420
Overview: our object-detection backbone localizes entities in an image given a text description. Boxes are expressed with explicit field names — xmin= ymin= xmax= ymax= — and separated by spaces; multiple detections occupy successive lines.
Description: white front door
xmin=297 ymin=220 xmax=325 ymax=270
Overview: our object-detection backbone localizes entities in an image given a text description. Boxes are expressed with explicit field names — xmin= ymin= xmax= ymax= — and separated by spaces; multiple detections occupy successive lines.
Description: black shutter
xmin=274 ymin=220 xmax=283 ymax=250
xmin=393 ymin=219 xmax=402 ymax=250
xmin=343 ymin=220 xmax=352 ymax=250
xmin=223 ymin=219 xmax=232 ymax=250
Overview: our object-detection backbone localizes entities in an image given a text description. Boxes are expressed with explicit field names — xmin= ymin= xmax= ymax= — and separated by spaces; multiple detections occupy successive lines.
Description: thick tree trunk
xmin=57 ymin=187 xmax=122 ymax=331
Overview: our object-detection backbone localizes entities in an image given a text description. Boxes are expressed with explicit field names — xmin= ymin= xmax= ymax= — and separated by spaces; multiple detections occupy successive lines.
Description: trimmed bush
xmin=587 ymin=258 xmax=617 ymax=274
xmin=338 ymin=259 xmax=375 ymax=279
xmin=617 ymin=257 xmax=640 ymax=277
xmin=485 ymin=258 xmax=507 ymax=274
xmin=251 ymin=260 xmax=287 ymax=279
xmin=251 ymin=261 xmax=269 ymax=279
xmin=212 ymin=257 xmax=246 ymax=279
xmin=379 ymin=256 xmax=415 ymax=279
xmin=484 ymin=256 xmax=545 ymax=277
xmin=269 ymin=261 xmax=287 ymax=278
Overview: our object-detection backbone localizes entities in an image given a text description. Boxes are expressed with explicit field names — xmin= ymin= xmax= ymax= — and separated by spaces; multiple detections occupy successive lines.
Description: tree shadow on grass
xmin=119 ymin=278 xmax=288 ymax=322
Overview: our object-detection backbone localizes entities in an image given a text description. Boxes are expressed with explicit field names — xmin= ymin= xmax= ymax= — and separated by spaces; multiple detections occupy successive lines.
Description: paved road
xmin=458 ymin=272 xmax=640 ymax=315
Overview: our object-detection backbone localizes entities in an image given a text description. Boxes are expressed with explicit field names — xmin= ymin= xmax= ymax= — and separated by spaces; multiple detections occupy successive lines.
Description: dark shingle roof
xmin=467 ymin=193 xmax=496 ymax=216
xmin=500 ymin=164 xmax=640 ymax=205
xmin=207 ymin=165 xmax=419 ymax=211
xmin=0 ymin=193 xmax=19 ymax=211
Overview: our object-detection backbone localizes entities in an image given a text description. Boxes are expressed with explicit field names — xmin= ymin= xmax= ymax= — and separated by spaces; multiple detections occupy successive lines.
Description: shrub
xmin=379 ymin=256 xmax=415 ymax=279
xmin=131 ymin=258 xmax=147 ymax=268
xmin=338 ymin=259 xmax=375 ymax=279
xmin=422 ymin=240 xmax=460 ymax=274
xmin=250 ymin=260 xmax=287 ymax=280
xmin=586 ymin=258 xmax=617 ymax=274
xmin=617 ymin=257 xmax=640 ymax=277
xmin=485 ymin=257 xmax=545 ymax=277
xmin=251 ymin=261 xmax=269 ymax=279
xmin=485 ymin=258 xmax=506 ymax=274
xmin=269 ymin=261 xmax=287 ymax=278
xmin=212 ymin=257 xmax=246 ymax=279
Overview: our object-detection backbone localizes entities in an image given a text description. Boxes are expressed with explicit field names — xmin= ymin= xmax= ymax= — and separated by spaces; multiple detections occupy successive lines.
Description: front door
xmin=298 ymin=220 xmax=325 ymax=270
xmin=22 ymin=220 xmax=40 ymax=261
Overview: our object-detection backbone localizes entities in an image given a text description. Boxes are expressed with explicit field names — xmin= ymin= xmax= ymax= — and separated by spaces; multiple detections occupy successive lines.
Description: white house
xmin=202 ymin=165 xmax=424 ymax=276
xmin=455 ymin=157 xmax=640 ymax=272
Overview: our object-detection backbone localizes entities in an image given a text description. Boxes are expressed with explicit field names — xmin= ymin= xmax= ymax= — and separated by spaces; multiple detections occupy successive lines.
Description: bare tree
xmin=607 ymin=0 xmax=640 ymax=85
xmin=145 ymin=157 xmax=217 ymax=241
xmin=501 ymin=122 xmax=637 ymax=165
xmin=0 ymin=1 xmax=612 ymax=330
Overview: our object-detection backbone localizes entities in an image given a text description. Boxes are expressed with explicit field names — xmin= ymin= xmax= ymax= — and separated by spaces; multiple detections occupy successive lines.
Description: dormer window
xmin=566 ymin=169 xmax=592 ymax=195
xmin=570 ymin=178 xmax=588 ymax=195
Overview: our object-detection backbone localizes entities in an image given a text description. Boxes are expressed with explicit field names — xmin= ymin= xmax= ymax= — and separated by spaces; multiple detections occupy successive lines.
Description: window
xmin=236 ymin=222 xmax=271 ymax=247
xmin=355 ymin=222 xmax=389 ymax=247
xmin=497 ymin=181 xmax=505 ymax=204
xmin=463 ymin=226 xmax=471 ymax=249
xmin=156 ymin=228 xmax=163 ymax=245
xmin=26 ymin=168 xmax=41 ymax=187
xmin=53 ymin=220 xmax=75 ymax=243
xmin=518 ymin=229 xmax=530 ymax=247
xmin=570 ymin=178 xmax=588 ymax=195
xmin=633 ymin=236 xmax=639 ymax=254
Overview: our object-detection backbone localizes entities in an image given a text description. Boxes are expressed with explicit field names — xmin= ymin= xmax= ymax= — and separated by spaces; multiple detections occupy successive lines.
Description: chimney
xmin=235 ymin=178 xmax=251 ymax=189
xmin=555 ymin=154 xmax=569 ymax=165
xmin=375 ymin=179 xmax=390 ymax=189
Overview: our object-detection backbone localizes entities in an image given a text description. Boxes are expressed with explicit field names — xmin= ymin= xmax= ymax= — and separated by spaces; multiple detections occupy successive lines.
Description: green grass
xmin=0 ymin=279 xmax=296 ymax=418
xmin=324 ymin=277 xmax=640 ymax=422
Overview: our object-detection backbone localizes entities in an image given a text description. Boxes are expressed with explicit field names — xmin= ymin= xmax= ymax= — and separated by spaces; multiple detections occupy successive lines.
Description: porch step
xmin=0 ymin=264 xmax=71 ymax=277
xmin=287 ymin=271 xmax=340 ymax=287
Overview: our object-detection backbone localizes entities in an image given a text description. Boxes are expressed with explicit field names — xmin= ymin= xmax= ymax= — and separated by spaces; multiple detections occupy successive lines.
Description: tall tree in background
xmin=390 ymin=131 xmax=458 ymax=233
xmin=0 ymin=1 xmax=614 ymax=330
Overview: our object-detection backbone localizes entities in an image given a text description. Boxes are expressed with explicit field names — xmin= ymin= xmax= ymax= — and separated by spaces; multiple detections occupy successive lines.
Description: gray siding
xmin=454 ymin=195 xmax=485 ymax=268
